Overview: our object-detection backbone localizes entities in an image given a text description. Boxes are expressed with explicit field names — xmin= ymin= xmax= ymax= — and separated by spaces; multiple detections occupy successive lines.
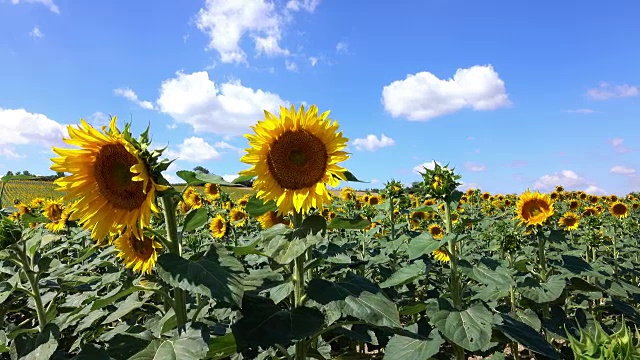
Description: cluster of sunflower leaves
xmin=2 ymin=174 xmax=640 ymax=359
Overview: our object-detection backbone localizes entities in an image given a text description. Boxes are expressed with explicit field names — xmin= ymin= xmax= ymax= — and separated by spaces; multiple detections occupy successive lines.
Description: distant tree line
xmin=3 ymin=171 xmax=66 ymax=182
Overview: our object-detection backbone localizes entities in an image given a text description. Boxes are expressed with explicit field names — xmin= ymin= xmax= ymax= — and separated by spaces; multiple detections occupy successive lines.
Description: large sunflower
xmin=114 ymin=232 xmax=162 ymax=274
xmin=609 ymin=201 xmax=629 ymax=219
xmin=516 ymin=189 xmax=554 ymax=226
xmin=51 ymin=117 xmax=167 ymax=241
xmin=239 ymin=104 xmax=349 ymax=215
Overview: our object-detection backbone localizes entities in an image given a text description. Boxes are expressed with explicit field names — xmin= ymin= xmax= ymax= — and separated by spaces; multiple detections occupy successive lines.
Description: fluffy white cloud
xmin=352 ymin=134 xmax=395 ymax=152
xmin=457 ymin=181 xmax=480 ymax=191
xmin=215 ymin=141 xmax=244 ymax=155
xmin=285 ymin=60 xmax=298 ymax=72
xmin=29 ymin=26 xmax=44 ymax=38
xmin=195 ymin=0 xmax=294 ymax=64
xmin=610 ymin=137 xmax=632 ymax=153
xmin=0 ymin=108 xmax=67 ymax=158
xmin=336 ymin=41 xmax=348 ymax=54
xmin=10 ymin=0 xmax=59 ymax=14
xmin=308 ymin=56 xmax=318 ymax=66
xmin=156 ymin=71 xmax=289 ymax=135
xmin=464 ymin=162 xmax=486 ymax=172
xmin=381 ymin=65 xmax=510 ymax=121
xmin=587 ymin=82 xmax=639 ymax=100
xmin=286 ymin=0 xmax=320 ymax=12
xmin=166 ymin=137 xmax=221 ymax=163
xmin=222 ymin=174 xmax=239 ymax=182
xmin=88 ymin=111 xmax=111 ymax=127
xmin=533 ymin=170 xmax=600 ymax=192
xmin=610 ymin=165 xmax=636 ymax=176
xmin=114 ymin=88 xmax=154 ymax=110
xmin=412 ymin=160 xmax=441 ymax=174
xmin=584 ymin=185 xmax=607 ymax=195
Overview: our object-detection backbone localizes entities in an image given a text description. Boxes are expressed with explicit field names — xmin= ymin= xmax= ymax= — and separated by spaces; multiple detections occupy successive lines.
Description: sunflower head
xmin=432 ymin=248 xmax=450 ymax=263
xmin=428 ymin=223 xmax=445 ymax=239
xmin=230 ymin=208 xmax=248 ymax=227
xmin=384 ymin=180 xmax=404 ymax=199
xmin=239 ymin=104 xmax=350 ymax=215
xmin=204 ymin=183 xmax=220 ymax=200
xmin=51 ymin=116 xmax=170 ymax=241
xmin=609 ymin=201 xmax=629 ymax=219
xmin=482 ymin=192 xmax=491 ymax=201
xmin=417 ymin=162 xmax=462 ymax=200
xmin=257 ymin=210 xmax=290 ymax=229
xmin=209 ymin=214 xmax=227 ymax=239
xmin=114 ymin=232 xmax=162 ymax=275
xmin=582 ymin=207 xmax=597 ymax=217
xmin=555 ymin=185 xmax=565 ymax=193
xmin=559 ymin=212 xmax=580 ymax=231
xmin=368 ymin=195 xmax=380 ymax=206
xmin=569 ymin=200 xmax=580 ymax=210
xmin=516 ymin=189 xmax=555 ymax=226
xmin=30 ymin=197 xmax=46 ymax=208
xmin=341 ymin=187 xmax=355 ymax=201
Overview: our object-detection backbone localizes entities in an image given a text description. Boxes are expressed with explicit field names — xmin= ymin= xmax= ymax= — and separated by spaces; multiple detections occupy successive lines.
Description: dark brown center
xmin=267 ymin=130 xmax=328 ymax=190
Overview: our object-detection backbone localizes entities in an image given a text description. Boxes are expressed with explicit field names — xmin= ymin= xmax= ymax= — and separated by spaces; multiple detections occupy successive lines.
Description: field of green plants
xmin=2 ymin=112 xmax=640 ymax=360
xmin=2 ymin=172 xmax=640 ymax=359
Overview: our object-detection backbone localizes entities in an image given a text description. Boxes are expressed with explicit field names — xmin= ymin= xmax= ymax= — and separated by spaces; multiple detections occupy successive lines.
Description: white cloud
xmin=566 ymin=108 xmax=596 ymax=114
xmin=156 ymin=71 xmax=289 ymax=135
xmin=584 ymin=185 xmax=607 ymax=195
xmin=465 ymin=162 xmax=486 ymax=172
xmin=286 ymin=0 xmax=320 ymax=12
xmin=610 ymin=165 xmax=636 ymax=176
xmin=336 ymin=41 xmax=348 ymax=54
xmin=285 ymin=60 xmax=298 ymax=72
xmin=165 ymin=137 xmax=221 ymax=163
xmin=195 ymin=0 xmax=292 ymax=64
xmin=533 ymin=170 xmax=599 ymax=192
xmin=163 ymin=162 xmax=183 ymax=184
xmin=308 ymin=56 xmax=318 ymax=66
xmin=215 ymin=141 xmax=244 ymax=155
xmin=381 ymin=65 xmax=510 ymax=121
xmin=0 ymin=108 xmax=67 ymax=158
xmin=88 ymin=111 xmax=111 ymax=127
xmin=113 ymin=88 xmax=154 ymax=110
xmin=222 ymin=174 xmax=239 ymax=182
xmin=29 ymin=26 xmax=44 ymax=38
xmin=587 ymin=82 xmax=639 ymax=100
xmin=457 ymin=181 xmax=480 ymax=191
xmin=352 ymin=134 xmax=395 ymax=152
xmin=413 ymin=160 xmax=441 ymax=174
xmin=10 ymin=0 xmax=59 ymax=14
xmin=610 ymin=137 xmax=632 ymax=153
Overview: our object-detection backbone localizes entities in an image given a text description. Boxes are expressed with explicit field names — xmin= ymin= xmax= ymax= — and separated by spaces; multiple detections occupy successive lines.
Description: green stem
xmin=15 ymin=248 xmax=47 ymax=332
xmin=612 ymin=230 xmax=619 ymax=277
xmin=389 ymin=198 xmax=396 ymax=241
xmin=160 ymin=195 xmax=188 ymax=333
xmin=537 ymin=232 xmax=547 ymax=282
xmin=291 ymin=210 xmax=307 ymax=360
xmin=443 ymin=200 xmax=464 ymax=360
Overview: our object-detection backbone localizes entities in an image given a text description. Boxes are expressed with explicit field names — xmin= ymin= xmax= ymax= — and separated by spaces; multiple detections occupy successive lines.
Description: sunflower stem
xmin=443 ymin=199 xmax=464 ymax=360
xmin=15 ymin=245 xmax=47 ymax=332
xmin=160 ymin=195 xmax=188 ymax=334
xmin=291 ymin=210 xmax=307 ymax=360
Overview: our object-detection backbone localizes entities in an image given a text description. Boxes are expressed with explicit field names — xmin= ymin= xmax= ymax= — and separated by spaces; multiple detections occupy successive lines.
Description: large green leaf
xmin=245 ymin=195 xmax=277 ymax=217
xmin=182 ymin=208 xmax=209 ymax=233
xmin=495 ymin=313 xmax=562 ymax=359
xmin=519 ymin=275 xmax=566 ymax=303
xmin=464 ymin=264 xmax=515 ymax=288
xmin=10 ymin=324 xmax=59 ymax=360
xmin=380 ymin=261 xmax=427 ymax=288
xmin=429 ymin=301 xmax=494 ymax=352
xmin=406 ymin=233 xmax=447 ymax=260
xmin=157 ymin=253 xmax=244 ymax=307
xmin=231 ymin=294 xmax=324 ymax=351
xmin=384 ymin=328 xmax=444 ymax=360
xmin=73 ymin=344 xmax=111 ymax=360
xmin=207 ymin=333 xmax=237 ymax=360
xmin=176 ymin=171 xmax=242 ymax=187
xmin=328 ymin=217 xmax=370 ymax=230
xmin=307 ymin=272 xmax=401 ymax=328
xmin=129 ymin=329 xmax=209 ymax=360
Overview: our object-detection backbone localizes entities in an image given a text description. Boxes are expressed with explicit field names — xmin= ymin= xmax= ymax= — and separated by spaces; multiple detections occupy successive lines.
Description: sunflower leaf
xmin=384 ymin=328 xmax=444 ymax=360
xmin=328 ymin=217 xmax=370 ymax=230
xmin=245 ymin=195 xmax=277 ymax=217
xmin=339 ymin=170 xmax=367 ymax=183
xmin=182 ymin=208 xmax=209 ymax=233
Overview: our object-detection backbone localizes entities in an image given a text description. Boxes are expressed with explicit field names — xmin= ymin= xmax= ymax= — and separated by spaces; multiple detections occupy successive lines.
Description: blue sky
xmin=1 ymin=0 xmax=639 ymax=195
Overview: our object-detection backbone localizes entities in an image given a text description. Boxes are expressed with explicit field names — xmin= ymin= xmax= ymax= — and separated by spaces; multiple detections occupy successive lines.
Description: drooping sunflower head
xmin=114 ymin=232 xmax=162 ymax=275
xmin=428 ymin=223 xmax=445 ymax=239
xmin=51 ymin=117 xmax=170 ymax=241
xmin=209 ymin=214 xmax=227 ymax=239
xmin=516 ymin=189 xmax=555 ymax=226
xmin=558 ymin=212 xmax=580 ymax=231
xmin=432 ymin=248 xmax=450 ymax=263
xmin=239 ymin=104 xmax=350 ymax=215
xmin=609 ymin=201 xmax=629 ymax=218
xmin=257 ymin=210 xmax=290 ymax=229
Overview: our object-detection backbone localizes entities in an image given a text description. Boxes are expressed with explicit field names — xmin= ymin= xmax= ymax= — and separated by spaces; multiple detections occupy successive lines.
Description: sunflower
xmin=366 ymin=221 xmax=378 ymax=231
xmin=239 ymin=104 xmax=349 ymax=215
xmin=609 ymin=195 xmax=619 ymax=202
xmin=609 ymin=201 xmax=629 ymax=218
xmin=209 ymin=214 xmax=227 ymax=239
xmin=51 ymin=118 xmax=167 ymax=241
xmin=368 ymin=195 xmax=380 ymax=206
xmin=257 ymin=210 xmax=289 ymax=229
xmin=204 ymin=183 xmax=220 ymax=200
xmin=237 ymin=194 xmax=252 ymax=207
xmin=558 ymin=212 xmax=579 ymax=231
xmin=43 ymin=199 xmax=69 ymax=233
xmin=482 ymin=192 xmax=491 ymax=201
xmin=627 ymin=194 xmax=635 ymax=201
xmin=423 ymin=198 xmax=436 ymax=206
xmin=16 ymin=203 xmax=31 ymax=216
xmin=30 ymin=197 xmax=45 ymax=208
xmin=185 ymin=190 xmax=205 ymax=209
xmin=516 ymin=190 xmax=554 ymax=226
xmin=432 ymin=248 xmax=450 ymax=263
xmin=550 ymin=192 xmax=559 ymax=201
xmin=427 ymin=224 xmax=445 ymax=239
xmin=114 ymin=232 xmax=162 ymax=274
xmin=450 ymin=212 xmax=459 ymax=223
xmin=582 ymin=207 xmax=597 ymax=217
xmin=568 ymin=200 xmax=580 ymax=210
xmin=588 ymin=195 xmax=599 ymax=204
xmin=230 ymin=208 xmax=248 ymax=227
xmin=578 ymin=192 xmax=588 ymax=200
xmin=632 ymin=202 xmax=639 ymax=210
xmin=466 ymin=188 xmax=475 ymax=196
xmin=504 ymin=199 xmax=512 ymax=207
xmin=341 ymin=187 xmax=355 ymax=201
xmin=555 ymin=185 xmax=565 ymax=193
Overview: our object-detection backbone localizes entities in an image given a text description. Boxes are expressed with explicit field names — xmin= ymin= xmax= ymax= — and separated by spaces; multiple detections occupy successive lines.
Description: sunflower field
xmin=2 ymin=108 xmax=640 ymax=360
